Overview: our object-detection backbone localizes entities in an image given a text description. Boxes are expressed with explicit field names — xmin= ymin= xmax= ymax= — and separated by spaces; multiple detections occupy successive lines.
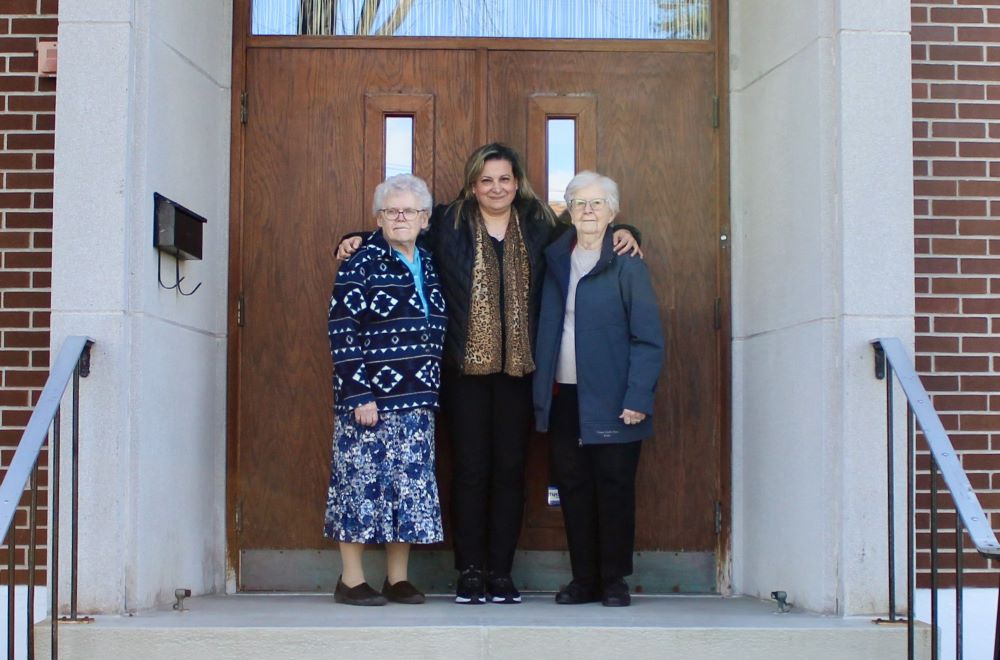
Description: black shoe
xmin=602 ymin=578 xmax=631 ymax=607
xmin=381 ymin=578 xmax=426 ymax=604
xmin=455 ymin=567 xmax=486 ymax=604
xmin=555 ymin=579 xmax=601 ymax=605
xmin=334 ymin=576 xmax=387 ymax=606
xmin=487 ymin=573 xmax=522 ymax=604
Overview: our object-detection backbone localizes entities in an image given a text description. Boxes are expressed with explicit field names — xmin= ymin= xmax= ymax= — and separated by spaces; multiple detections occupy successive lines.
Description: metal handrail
xmin=0 ymin=337 xmax=91 ymax=534
xmin=874 ymin=338 xmax=1000 ymax=558
xmin=872 ymin=337 xmax=1000 ymax=660
xmin=0 ymin=336 xmax=93 ymax=660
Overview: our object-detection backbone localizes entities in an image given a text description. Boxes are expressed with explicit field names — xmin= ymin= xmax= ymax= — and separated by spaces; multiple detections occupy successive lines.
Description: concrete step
xmin=37 ymin=593 xmax=931 ymax=660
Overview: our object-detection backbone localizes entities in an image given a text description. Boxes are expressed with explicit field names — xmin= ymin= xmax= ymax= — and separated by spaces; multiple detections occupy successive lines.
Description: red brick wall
xmin=0 ymin=0 xmax=56 ymax=585
xmin=912 ymin=0 xmax=1000 ymax=587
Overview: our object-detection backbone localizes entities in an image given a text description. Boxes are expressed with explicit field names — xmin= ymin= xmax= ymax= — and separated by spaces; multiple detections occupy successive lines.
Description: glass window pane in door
xmin=547 ymin=118 xmax=575 ymax=214
xmin=385 ymin=116 xmax=414 ymax=177
xmin=252 ymin=0 xmax=711 ymax=40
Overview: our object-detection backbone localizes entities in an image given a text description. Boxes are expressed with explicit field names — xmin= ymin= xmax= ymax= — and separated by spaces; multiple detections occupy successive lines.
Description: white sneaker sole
xmin=455 ymin=595 xmax=486 ymax=604
xmin=490 ymin=595 xmax=522 ymax=603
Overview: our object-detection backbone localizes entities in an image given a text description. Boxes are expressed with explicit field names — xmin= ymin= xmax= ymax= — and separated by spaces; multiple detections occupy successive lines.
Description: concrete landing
xmin=37 ymin=593 xmax=930 ymax=659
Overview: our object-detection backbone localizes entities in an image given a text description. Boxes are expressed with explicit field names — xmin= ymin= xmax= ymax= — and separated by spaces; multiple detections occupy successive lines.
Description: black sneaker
xmin=555 ymin=579 xmax=601 ymax=605
xmin=455 ymin=567 xmax=486 ymax=604
xmin=487 ymin=573 xmax=522 ymax=604
xmin=602 ymin=578 xmax=631 ymax=607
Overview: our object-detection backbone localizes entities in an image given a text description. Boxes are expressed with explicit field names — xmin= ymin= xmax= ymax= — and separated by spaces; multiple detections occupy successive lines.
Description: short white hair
xmin=372 ymin=174 xmax=433 ymax=216
xmin=564 ymin=171 xmax=620 ymax=213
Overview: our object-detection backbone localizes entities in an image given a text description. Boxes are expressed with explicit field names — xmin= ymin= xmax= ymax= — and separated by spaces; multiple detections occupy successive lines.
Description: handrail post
xmin=955 ymin=521 xmax=963 ymax=660
xmin=930 ymin=466 xmax=939 ymax=659
xmin=885 ymin=356 xmax=897 ymax=620
xmin=994 ymin=575 xmax=999 ymax=660
xmin=50 ymin=411 xmax=60 ymax=658
xmin=907 ymin=405 xmax=915 ymax=660
xmin=8 ymin=520 xmax=15 ymax=660
xmin=873 ymin=340 xmax=900 ymax=623
xmin=69 ymin=360 xmax=80 ymax=621
xmin=27 ymin=463 xmax=38 ymax=660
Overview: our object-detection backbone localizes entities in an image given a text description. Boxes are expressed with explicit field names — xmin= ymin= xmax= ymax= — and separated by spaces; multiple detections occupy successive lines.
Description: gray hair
xmin=563 ymin=171 xmax=620 ymax=214
xmin=372 ymin=174 xmax=433 ymax=216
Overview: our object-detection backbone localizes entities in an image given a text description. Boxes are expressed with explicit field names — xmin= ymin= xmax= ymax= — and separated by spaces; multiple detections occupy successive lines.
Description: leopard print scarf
xmin=463 ymin=210 xmax=535 ymax=377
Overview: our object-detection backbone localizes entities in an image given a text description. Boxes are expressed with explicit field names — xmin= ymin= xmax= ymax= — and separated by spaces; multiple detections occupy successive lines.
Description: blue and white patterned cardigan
xmin=328 ymin=229 xmax=447 ymax=414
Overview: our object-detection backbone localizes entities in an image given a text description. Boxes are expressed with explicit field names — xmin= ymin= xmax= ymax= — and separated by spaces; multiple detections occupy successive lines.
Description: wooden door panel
xmin=487 ymin=50 xmax=720 ymax=552
xmin=240 ymin=48 xmax=476 ymax=549
xmin=237 ymin=45 xmax=723 ymax=589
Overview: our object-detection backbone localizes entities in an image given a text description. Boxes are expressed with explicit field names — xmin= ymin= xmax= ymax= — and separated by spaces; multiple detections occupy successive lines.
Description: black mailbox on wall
xmin=154 ymin=192 xmax=206 ymax=261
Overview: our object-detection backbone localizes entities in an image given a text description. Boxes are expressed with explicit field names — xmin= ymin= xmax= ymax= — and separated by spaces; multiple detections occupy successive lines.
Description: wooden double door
xmin=233 ymin=43 xmax=725 ymax=593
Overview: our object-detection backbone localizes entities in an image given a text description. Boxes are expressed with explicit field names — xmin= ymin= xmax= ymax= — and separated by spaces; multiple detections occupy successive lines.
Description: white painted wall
xmin=915 ymin=588 xmax=998 ymax=660
xmin=51 ymin=0 xmax=232 ymax=612
xmin=0 ymin=587 xmax=47 ymax=660
xmin=729 ymin=1 xmax=914 ymax=615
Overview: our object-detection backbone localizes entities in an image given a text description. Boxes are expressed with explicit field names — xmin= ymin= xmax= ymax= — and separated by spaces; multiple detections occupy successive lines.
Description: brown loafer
xmin=381 ymin=578 xmax=426 ymax=604
xmin=334 ymin=576 xmax=387 ymax=606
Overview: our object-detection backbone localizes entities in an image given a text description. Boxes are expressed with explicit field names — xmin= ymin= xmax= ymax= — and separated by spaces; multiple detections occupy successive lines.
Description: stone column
xmin=729 ymin=1 xmax=913 ymax=615
xmin=52 ymin=0 xmax=232 ymax=613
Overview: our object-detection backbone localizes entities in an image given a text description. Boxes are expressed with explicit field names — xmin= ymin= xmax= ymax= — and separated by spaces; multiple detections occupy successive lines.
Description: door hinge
xmin=235 ymin=501 xmax=243 ymax=534
xmin=714 ymin=501 xmax=722 ymax=535
xmin=240 ymin=91 xmax=248 ymax=124
xmin=713 ymin=297 xmax=722 ymax=331
xmin=237 ymin=293 xmax=245 ymax=327
xmin=712 ymin=95 xmax=720 ymax=128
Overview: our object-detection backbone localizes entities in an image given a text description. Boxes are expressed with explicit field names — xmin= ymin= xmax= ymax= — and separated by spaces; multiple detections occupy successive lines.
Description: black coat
xmin=424 ymin=197 xmax=560 ymax=371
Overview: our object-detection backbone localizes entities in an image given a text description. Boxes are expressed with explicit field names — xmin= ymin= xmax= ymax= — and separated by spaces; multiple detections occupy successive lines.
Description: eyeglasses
xmin=569 ymin=198 xmax=608 ymax=212
xmin=379 ymin=208 xmax=425 ymax=221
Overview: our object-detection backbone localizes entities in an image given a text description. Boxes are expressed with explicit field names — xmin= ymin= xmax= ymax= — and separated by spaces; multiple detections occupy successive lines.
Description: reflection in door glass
xmin=385 ymin=116 xmax=414 ymax=177
xmin=547 ymin=119 xmax=575 ymax=215
xmin=252 ymin=0 xmax=711 ymax=39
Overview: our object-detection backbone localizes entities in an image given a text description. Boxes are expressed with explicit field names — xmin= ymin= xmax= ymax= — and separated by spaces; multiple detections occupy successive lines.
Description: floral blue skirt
xmin=323 ymin=407 xmax=443 ymax=544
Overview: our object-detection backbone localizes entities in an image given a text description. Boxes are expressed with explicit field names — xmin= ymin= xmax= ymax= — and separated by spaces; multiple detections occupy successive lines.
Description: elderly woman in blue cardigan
xmin=325 ymin=174 xmax=447 ymax=606
xmin=533 ymin=171 xmax=664 ymax=607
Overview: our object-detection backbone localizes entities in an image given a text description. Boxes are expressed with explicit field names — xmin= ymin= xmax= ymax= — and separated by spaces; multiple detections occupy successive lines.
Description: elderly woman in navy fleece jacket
xmin=533 ymin=171 xmax=664 ymax=608
xmin=325 ymin=174 xmax=448 ymax=607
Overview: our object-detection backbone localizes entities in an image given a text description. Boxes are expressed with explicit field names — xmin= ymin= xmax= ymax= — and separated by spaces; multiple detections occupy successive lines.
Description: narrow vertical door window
xmin=547 ymin=118 xmax=575 ymax=215
xmin=384 ymin=116 xmax=414 ymax=177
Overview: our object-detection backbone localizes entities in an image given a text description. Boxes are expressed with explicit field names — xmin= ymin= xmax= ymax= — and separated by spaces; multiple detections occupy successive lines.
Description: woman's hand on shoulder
xmin=354 ymin=401 xmax=378 ymax=426
xmin=336 ymin=236 xmax=363 ymax=261
xmin=619 ymin=408 xmax=646 ymax=425
xmin=612 ymin=229 xmax=643 ymax=258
